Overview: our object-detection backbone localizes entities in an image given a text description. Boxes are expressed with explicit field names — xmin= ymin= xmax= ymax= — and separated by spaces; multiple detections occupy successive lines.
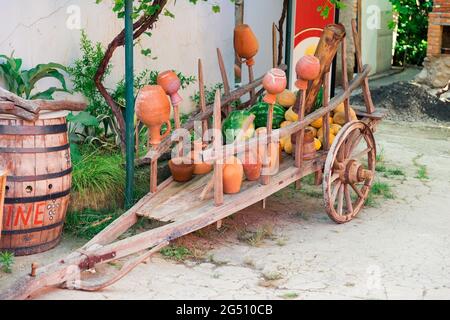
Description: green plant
xmin=389 ymin=0 xmax=433 ymax=66
xmin=280 ymin=292 xmax=299 ymax=299
xmin=160 ymin=245 xmax=192 ymax=261
xmin=65 ymin=208 xmax=124 ymax=239
xmin=317 ymin=0 xmax=346 ymax=19
xmin=0 ymin=53 xmax=68 ymax=99
xmin=0 ymin=251 xmax=14 ymax=273
xmin=191 ymin=83 xmax=224 ymax=107
xmin=413 ymin=154 xmax=429 ymax=180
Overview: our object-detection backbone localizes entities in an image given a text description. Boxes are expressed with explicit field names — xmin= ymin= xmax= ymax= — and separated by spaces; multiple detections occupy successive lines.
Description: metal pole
xmin=285 ymin=0 xmax=293 ymax=87
xmin=124 ymin=0 xmax=135 ymax=209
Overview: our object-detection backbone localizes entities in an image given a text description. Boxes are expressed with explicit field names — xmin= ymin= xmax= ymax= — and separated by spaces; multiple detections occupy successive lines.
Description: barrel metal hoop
xmin=0 ymin=143 xmax=70 ymax=154
xmin=0 ymin=236 xmax=61 ymax=256
xmin=7 ymin=167 xmax=72 ymax=182
xmin=4 ymin=188 xmax=71 ymax=204
xmin=1 ymin=221 xmax=64 ymax=235
xmin=0 ymin=123 xmax=67 ymax=135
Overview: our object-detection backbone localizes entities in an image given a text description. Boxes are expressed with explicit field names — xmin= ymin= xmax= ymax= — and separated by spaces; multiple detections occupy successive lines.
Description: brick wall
xmin=427 ymin=0 xmax=450 ymax=56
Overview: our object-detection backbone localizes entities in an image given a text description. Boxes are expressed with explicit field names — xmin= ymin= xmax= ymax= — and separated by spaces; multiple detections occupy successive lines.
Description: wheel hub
xmin=335 ymin=159 xmax=373 ymax=184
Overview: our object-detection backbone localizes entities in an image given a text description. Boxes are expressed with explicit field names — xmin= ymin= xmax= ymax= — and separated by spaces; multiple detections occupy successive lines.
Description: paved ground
xmin=2 ymin=119 xmax=450 ymax=300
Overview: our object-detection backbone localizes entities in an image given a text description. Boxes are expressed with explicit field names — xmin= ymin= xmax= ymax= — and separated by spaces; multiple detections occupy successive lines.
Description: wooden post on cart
xmin=0 ymin=169 xmax=6 ymax=241
xmin=217 ymin=48 xmax=232 ymax=116
xmin=351 ymin=19 xmax=374 ymax=114
xmin=213 ymin=90 xmax=224 ymax=206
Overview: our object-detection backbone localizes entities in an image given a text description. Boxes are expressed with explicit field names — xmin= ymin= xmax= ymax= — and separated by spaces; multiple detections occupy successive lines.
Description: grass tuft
xmin=0 ymin=251 xmax=14 ymax=273
xmin=160 ymin=245 xmax=192 ymax=261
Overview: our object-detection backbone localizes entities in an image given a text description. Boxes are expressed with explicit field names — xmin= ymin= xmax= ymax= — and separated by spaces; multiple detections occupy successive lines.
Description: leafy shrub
xmin=389 ymin=0 xmax=433 ymax=66
xmin=0 ymin=53 xmax=68 ymax=99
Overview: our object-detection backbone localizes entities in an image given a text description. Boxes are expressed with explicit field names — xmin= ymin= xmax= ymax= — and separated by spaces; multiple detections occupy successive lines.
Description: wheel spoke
xmin=344 ymin=184 xmax=353 ymax=214
xmin=331 ymin=181 xmax=342 ymax=204
xmin=331 ymin=173 xmax=340 ymax=183
xmin=350 ymin=183 xmax=364 ymax=199
xmin=351 ymin=147 xmax=372 ymax=160
xmin=337 ymin=184 xmax=344 ymax=215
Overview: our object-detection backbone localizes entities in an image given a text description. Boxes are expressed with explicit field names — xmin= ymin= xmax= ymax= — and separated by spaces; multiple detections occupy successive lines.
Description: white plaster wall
xmin=361 ymin=0 xmax=393 ymax=75
xmin=0 ymin=0 xmax=282 ymax=113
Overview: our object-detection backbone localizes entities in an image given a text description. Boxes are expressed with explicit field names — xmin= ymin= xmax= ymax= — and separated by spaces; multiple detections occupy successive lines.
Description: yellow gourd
xmin=334 ymin=102 xmax=345 ymax=114
xmin=330 ymin=124 xmax=342 ymax=135
xmin=311 ymin=116 xmax=332 ymax=129
xmin=276 ymin=90 xmax=297 ymax=108
xmin=285 ymin=107 xmax=298 ymax=122
xmin=318 ymin=133 xmax=335 ymax=145
xmin=314 ymin=138 xmax=322 ymax=151
xmin=284 ymin=138 xmax=293 ymax=154
xmin=333 ymin=109 xmax=357 ymax=126
xmin=280 ymin=120 xmax=293 ymax=128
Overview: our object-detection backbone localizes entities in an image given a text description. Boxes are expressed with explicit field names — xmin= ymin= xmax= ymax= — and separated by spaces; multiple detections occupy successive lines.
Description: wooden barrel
xmin=0 ymin=111 xmax=71 ymax=256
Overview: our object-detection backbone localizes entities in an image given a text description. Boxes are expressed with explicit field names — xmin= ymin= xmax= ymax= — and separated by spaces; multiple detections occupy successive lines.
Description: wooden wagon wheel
xmin=323 ymin=121 xmax=376 ymax=223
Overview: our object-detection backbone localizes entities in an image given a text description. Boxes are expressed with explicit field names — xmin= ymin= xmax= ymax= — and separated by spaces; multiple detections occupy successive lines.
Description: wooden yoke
xmin=304 ymin=24 xmax=346 ymax=114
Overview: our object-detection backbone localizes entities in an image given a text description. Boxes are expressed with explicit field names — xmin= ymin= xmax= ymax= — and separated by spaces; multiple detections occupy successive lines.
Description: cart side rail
xmin=201 ymin=64 xmax=372 ymax=164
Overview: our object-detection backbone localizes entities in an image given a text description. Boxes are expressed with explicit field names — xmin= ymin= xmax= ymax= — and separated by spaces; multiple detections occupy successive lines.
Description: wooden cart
xmin=0 ymin=22 xmax=386 ymax=300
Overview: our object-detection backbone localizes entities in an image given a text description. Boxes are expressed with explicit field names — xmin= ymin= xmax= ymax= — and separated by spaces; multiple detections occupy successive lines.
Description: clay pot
xmin=295 ymin=55 xmax=321 ymax=90
xmin=169 ymin=158 xmax=195 ymax=182
xmin=223 ymin=157 xmax=244 ymax=194
xmin=191 ymin=140 xmax=212 ymax=175
xmin=242 ymin=150 xmax=262 ymax=181
xmin=234 ymin=24 xmax=259 ymax=66
xmin=135 ymin=85 xmax=172 ymax=147
xmin=291 ymin=128 xmax=316 ymax=160
xmin=263 ymin=68 xmax=287 ymax=105
xmin=157 ymin=70 xmax=183 ymax=105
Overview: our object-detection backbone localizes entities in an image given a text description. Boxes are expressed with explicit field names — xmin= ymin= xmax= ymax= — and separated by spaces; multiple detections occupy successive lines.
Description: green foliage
xmin=317 ymin=0 xmax=346 ymax=19
xmin=0 ymin=53 xmax=68 ymax=99
xmin=65 ymin=208 xmax=124 ymax=239
xmin=67 ymin=31 xmax=111 ymax=117
xmin=0 ymin=251 xmax=14 ymax=273
xmin=412 ymin=154 xmax=429 ymax=180
xmin=160 ymin=245 xmax=192 ymax=261
xmin=67 ymin=32 xmax=195 ymax=150
xmin=389 ymin=0 xmax=433 ymax=66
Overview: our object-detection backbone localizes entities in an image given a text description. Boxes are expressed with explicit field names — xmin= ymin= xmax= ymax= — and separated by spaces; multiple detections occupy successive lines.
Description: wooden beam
xmin=213 ymin=90 xmax=224 ymax=206
xmin=304 ymin=24 xmax=346 ymax=113
xmin=202 ymin=64 xmax=372 ymax=163
xmin=143 ymin=64 xmax=287 ymax=161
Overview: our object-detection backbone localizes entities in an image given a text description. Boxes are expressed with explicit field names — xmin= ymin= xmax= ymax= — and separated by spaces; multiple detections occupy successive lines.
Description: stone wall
xmin=416 ymin=55 xmax=450 ymax=88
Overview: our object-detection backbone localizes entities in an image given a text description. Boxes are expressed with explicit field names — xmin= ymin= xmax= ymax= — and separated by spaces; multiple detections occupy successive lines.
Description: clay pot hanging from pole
xmin=234 ymin=24 xmax=259 ymax=99
xmin=261 ymin=68 xmax=287 ymax=186
xmin=135 ymin=85 xmax=172 ymax=147
xmin=157 ymin=70 xmax=183 ymax=129
xmin=295 ymin=55 xmax=321 ymax=90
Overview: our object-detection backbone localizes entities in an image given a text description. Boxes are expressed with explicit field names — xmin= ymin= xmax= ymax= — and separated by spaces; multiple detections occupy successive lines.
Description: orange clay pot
xmin=295 ymin=55 xmax=321 ymax=90
xmin=157 ymin=70 xmax=183 ymax=105
xmin=263 ymin=68 xmax=287 ymax=105
xmin=169 ymin=157 xmax=195 ymax=182
xmin=242 ymin=150 xmax=262 ymax=181
xmin=234 ymin=24 xmax=259 ymax=66
xmin=191 ymin=141 xmax=213 ymax=175
xmin=291 ymin=128 xmax=317 ymax=160
xmin=135 ymin=85 xmax=172 ymax=147
xmin=223 ymin=156 xmax=244 ymax=194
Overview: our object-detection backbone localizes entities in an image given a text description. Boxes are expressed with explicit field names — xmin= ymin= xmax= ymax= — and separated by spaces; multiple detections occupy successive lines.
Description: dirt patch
xmin=351 ymin=82 xmax=450 ymax=123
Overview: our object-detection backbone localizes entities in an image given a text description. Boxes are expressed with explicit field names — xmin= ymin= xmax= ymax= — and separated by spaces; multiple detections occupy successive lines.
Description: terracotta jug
xmin=263 ymin=68 xmax=287 ymax=105
xmin=169 ymin=157 xmax=195 ymax=182
xmin=292 ymin=128 xmax=316 ymax=160
xmin=135 ymin=85 xmax=172 ymax=147
xmin=192 ymin=140 xmax=213 ymax=175
xmin=242 ymin=150 xmax=262 ymax=181
xmin=234 ymin=24 xmax=259 ymax=66
xmin=223 ymin=156 xmax=244 ymax=194
xmin=157 ymin=70 xmax=183 ymax=105
xmin=295 ymin=55 xmax=321 ymax=90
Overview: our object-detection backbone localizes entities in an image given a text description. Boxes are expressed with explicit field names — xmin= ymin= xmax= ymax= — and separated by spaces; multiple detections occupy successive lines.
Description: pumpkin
xmin=283 ymin=138 xmax=293 ymax=154
xmin=333 ymin=109 xmax=357 ymax=126
xmin=285 ymin=107 xmax=298 ymax=122
xmin=223 ymin=156 xmax=244 ymax=194
xmin=276 ymin=89 xmax=297 ymax=108
xmin=311 ymin=116 xmax=333 ymax=129
xmin=306 ymin=126 xmax=317 ymax=137
xmin=222 ymin=110 xmax=255 ymax=144
xmin=249 ymin=99 xmax=285 ymax=129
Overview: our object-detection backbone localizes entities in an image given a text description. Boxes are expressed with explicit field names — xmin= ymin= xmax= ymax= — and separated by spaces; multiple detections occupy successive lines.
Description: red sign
xmin=289 ymin=1 xmax=336 ymax=85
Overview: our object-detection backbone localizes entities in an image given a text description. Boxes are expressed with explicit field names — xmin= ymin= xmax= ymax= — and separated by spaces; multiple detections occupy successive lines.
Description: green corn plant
xmin=0 ymin=251 xmax=14 ymax=273
xmin=0 ymin=52 xmax=69 ymax=99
